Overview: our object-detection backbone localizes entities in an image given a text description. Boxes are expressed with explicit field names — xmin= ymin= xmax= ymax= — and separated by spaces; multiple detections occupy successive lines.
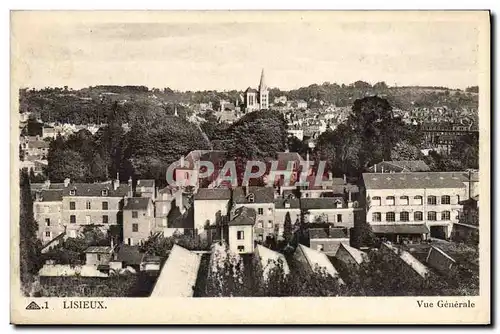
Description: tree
xmin=20 ymin=169 xmax=42 ymax=292
xmin=283 ymin=212 xmax=293 ymax=245
xmin=390 ymin=140 xmax=423 ymax=161
xmin=450 ymin=134 xmax=479 ymax=169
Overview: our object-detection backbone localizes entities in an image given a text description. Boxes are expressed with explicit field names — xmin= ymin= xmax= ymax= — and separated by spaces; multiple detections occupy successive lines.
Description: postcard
xmin=10 ymin=10 xmax=490 ymax=324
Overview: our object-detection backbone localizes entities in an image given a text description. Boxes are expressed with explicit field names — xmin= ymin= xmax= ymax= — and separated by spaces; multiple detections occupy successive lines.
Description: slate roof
xmin=301 ymin=198 xmax=344 ymax=210
xmin=123 ymin=197 xmax=151 ymax=211
xmin=274 ymin=198 xmax=301 ymax=209
xmin=36 ymin=189 xmax=63 ymax=202
xmin=63 ymin=183 xmax=130 ymax=197
xmin=228 ymin=206 xmax=256 ymax=226
xmin=85 ymin=246 xmax=112 ymax=254
xmin=136 ymin=179 xmax=155 ymax=187
xmin=116 ymin=244 xmax=144 ymax=265
xmin=368 ymin=160 xmax=430 ymax=173
xmin=371 ymin=224 xmax=430 ymax=235
xmin=309 ymin=227 xmax=349 ymax=240
xmin=194 ymin=188 xmax=231 ymax=200
xmin=233 ymin=186 xmax=275 ymax=204
xmin=362 ymin=172 xmax=467 ymax=189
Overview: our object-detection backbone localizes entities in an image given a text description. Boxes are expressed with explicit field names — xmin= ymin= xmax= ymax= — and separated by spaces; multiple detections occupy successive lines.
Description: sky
xmin=11 ymin=11 xmax=484 ymax=91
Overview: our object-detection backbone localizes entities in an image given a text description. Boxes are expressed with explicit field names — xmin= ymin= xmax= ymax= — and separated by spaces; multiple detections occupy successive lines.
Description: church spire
xmin=259 ymin=68 xmax=267 ymax=91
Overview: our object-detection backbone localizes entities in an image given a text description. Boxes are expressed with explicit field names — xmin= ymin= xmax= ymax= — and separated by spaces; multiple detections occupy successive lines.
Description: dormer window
xmin=247 ymin=193 xmax=255 ymax=203
xmin=101 ymin=189 xmax=108 ymax=196
xmin=335 ymin=200 xmax=342 ymax=208
xmin=69 ymin=189 xmax=76 ymax=196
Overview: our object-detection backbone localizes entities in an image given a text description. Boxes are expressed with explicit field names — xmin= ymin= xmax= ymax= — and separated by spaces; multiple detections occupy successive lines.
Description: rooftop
xmin=150 ymin=244 xmax=201 ymax=297
xmin=136 ymin=179 xmax=155 ymax=188
xmin=309 ymin=227 xmax=349 ymax=240
xmin=296 ymin=244 xmax=343 ymax=282
xmin=336 ymin=242 xmax=366 ymax=265
xmin=367 ymin=160 xmax=430 ymax=173
xmin=229 ymin=206 xmax=256 ymax=226
xmin=233 ymin=186 xmax=275 ymax=204
xmin=63 ymin=182 xmax=130 ymax=197
xmin=194 ymin=188 xmax=231 ymax=201
xmin=84 ymin=246 xmax=113 ymax=254
xmin=123 ymin=197 xmax=151 ymax=211
xmin=363 ymin=172 xmax=467 ymax=190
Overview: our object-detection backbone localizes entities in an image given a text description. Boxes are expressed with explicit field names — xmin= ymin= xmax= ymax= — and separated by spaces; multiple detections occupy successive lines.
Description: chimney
xmin=381 ymin=165 xmax=385 ymax=174
xmin=328 ymin=172 xmax=333 ymax=181
xmin=374 ymin=164 xmax=377 ymax=173
xmin=343 ymin=174 xmax=346 ymax=184
xmin=35 ymin=190 xmax=43 ymax=202
xmin=110 ymin=237 xmax=114 ymax=250
xmin=284 ymin=200 xmax=291 ymax=209
xmin=128 ymin=177 xmax=133 ymax=197
xmin=177 ymin=190 xmax=185 ymax=214
xmin=64 ymin=178 xmax=70 ymax=187
xmin=180 ymin=155 xmax=185 ymax=168
xmin=44 ymin=179 xmax=51 ymax=189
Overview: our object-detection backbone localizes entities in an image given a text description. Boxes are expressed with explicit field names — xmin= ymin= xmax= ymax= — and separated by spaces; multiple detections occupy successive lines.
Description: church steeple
xmin=258 ymin=68 xmax=267 ymax=92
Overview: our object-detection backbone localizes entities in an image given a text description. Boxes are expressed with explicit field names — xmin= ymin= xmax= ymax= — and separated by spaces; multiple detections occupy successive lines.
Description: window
xmin=372 ymin=196 xmax=381 ymax=206
xmin=97 ymin=254 xmax=101 ymax=261
xmin=102 ymin=201 xmax=108 ymax=210
xmin=237 ymin=245 xmax=245 ymax=252
xmin=45 ymin=231 xmax=51 ymax=238
xmin=132 ymin=211 xmax=138 ymax=218
xmin=258 ymin=234 xmax=264 ymax=241
xmin=428 ymin=211 xmax=437 ymax=221
xmin=257 ymin=220 xmax=263 ymax=228
xmin=372 ymin=212 xmax=381 ymax=222
xmin=101 ymin=189 xmax=108 ymax=196
xmin=400 ymin=211 xmax=409 ymax=222
xmin=386 ymin=196 xmax=395 ymax=206
xmin=400 ymin=196 xmax=409 ymax=205
xmin=132 ymin=223 xmax=139 ymax=232
xmin=237 ymin=231 xmax=244 ymax=240
xmin=316 ymin=244 xmax=324 ymax=251
xmin=70 ymin=201 xmax=76 ymax=210
xmin=258 ymin=208 xmax=264 ymax=215
xmin=441 ymin=211 xmax=451 ymax=220
xmin=414 ymin=211 xmax=423 ymax=221
xmin=45 ymin=218 xmax=50 ymax=226
xmin=70 ymin=215 xmax=76 ymax=224
xmin=86 ymin=201 xmax=91 ymax=210
xmin=441 ymin=195 xmax=451 ymax=205
xmin=247 ymin=194 xmax=255 ymax=203
xmin=69 ymin=190 xmax=76 ymax=196
xmin=386 ymin=212 xmax=395 ymax=222
xmin=337 ymin=214 xmax=342 ymax=223
xmin=102 ymin=215 xmax=108 ymax=224
xmin=414 ymin=196 xmax=423 ymax=205
xmin=427 ymin=196 xmax=437 ymax=205
xmin=267 ymin=221 xmax=273 ymax=228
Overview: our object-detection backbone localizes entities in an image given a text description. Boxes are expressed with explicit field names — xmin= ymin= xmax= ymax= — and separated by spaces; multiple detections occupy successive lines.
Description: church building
xmin=244 ymin=69 xmax=269 ymax=112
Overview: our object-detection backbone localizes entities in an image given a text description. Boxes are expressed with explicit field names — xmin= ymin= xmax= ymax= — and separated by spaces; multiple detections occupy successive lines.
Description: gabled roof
xmin=228 ymin=206 xmax=256 ymax=226
xmin=233 ymin=186 xmax=275 ymax=204
xmin=336 ymin=242 xmax=366 ymax=265
xmin=194 ymin=188 xmax=231 ymax=200
xmin=382 ymin=243 xmax=429 ymax=278
xmin=255 ymin=244 xmax=289 ymax=279
xmin=150 ymin=244 xmax=201 ymax=297
xmin=295 ymin=244 xmax=343 ymax=282
xmin=362 ymin=172 xmax=467 ymax=189
xmin=309 ymin=227 xmax=348 ymax=240
xmin=63 ymin=183 xmax=130 ymax=197
xmin=123 ymin=197 xmax=151 ymax=211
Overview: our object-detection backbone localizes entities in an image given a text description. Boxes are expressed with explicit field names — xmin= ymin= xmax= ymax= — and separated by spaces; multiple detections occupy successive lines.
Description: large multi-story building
xmin=244 ymin=69 xmax=269 ymax=112
xmin=362 ymin=172 xmax=468 ymax=242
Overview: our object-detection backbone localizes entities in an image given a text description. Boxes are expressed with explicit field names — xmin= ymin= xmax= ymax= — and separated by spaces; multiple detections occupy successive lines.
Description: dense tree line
xmin=20 ymin=169 xmax=43 ymax=295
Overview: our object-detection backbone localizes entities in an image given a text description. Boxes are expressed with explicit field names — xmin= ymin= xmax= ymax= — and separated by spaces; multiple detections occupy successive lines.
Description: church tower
xmin=258 ymin=69 xmax=269 ymax=110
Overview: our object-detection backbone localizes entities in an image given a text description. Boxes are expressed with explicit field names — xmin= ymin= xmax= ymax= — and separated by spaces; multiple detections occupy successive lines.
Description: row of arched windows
xmin=372 ymin=211 xmax=451 ymax=222
xmin=372 ymin=195 xmax=453 ymax=206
